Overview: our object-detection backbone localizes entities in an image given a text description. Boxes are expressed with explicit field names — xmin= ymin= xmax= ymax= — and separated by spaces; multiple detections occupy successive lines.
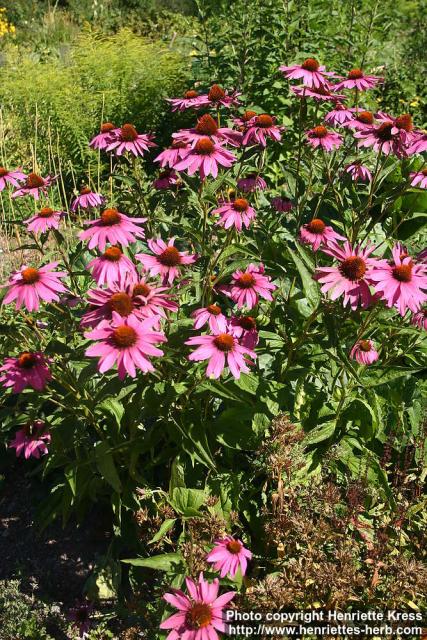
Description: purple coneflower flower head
xmin=9 ymin=420 xmax=51 ymax=460
xmin=69 ymin=600 xmax=93 ymax=638
xmin=350 ymin=339 xmax=379 ymax=365
xmin=153 ymin=168 xmax=179 ymax=190
xmin=191 ymin=304 xmax=228 ymax=333
xmin=344 ymin=162 xmax=372 ymax=182
xmin=221 ymin=263 xmax=276 ymax=310
xmin=136 ymin=238 xmax=197 ymax=285
xmin=324 ymin=103 xmax=355 ymax=126
xmin=173 ymin=113 xmax=242 ymax=148
xmin=1 ymin=351 xmax=52 ymax=393
xmin=335 ymin=68 xmax=383 ymax=91
xmin=229 ymin=315 xmax=259 ymax=350
xmin=89 ymin=122 xmax=117 ymax=150
xmin=167 ymin=89 xmax=210 ymax=112
xmin=87 ymin=246 xmax=137 ymax=287
xmin=233 ymin=110 xmax=259 ymax=130
xmin=174 ymin=137 xmax=236 ymax=179
xmin=24 ymin=207 xmax=63 ymax=234
xmin=305 ymin=125 xmax=343 ymax=151
xmin=279 ymin=58 xmax=333 ymax=88
xmin=354 ymin=120 xmax=407 ymax=156
xmin=71 ymin=187 xmax=105 ymax=211
xmin=271 ymin=196 xmax=293 ymax=212
xmin=154 ymin=140 xmax=189 ymax=168
xmin=344 ymin=110 xmax=376 ymax=131
xmin=12 ymin=172 xmax=55 ymax=200
xmin=186 ymin=329 xmax=256 ymax=379
xmin=79 ymin=208 xmax=146 ymax=252
xmin=410 ymin=167 xmax=427 ymax=189
xmin=299 ymin=218 xmax=345 ymax=252
xmin=213 ymin=197 xmax=256 ymax=232
xmin=369 ymin=243 xmax=427 ymax=316
xmin=291 ymin=84 xmax=345 ymax=102
xmin=85 ymin=312 xmax=166 ymax=380
xmin=411 ymin=307 xmax=427 ymax=330
xmin=242 ymin=114 xmax=283 ymax=147
xmin=237 ymin=174 xmax=267 ymax=192
xmin=206 ymin=536 xmax=252 ymax=578
xmin=160 ymin=573 xmax=235 ymax=640
xmin=202 ymin=83 xmax=241 ymax=108
xmin=106 ymin=123 xmax=156 ymax=157
xmin=2 ymin=262 xmax=67 ymax=312
xmin=407 ymin=133 xmax=427 ymax=155
xmin=0 ymin=167 xmax=26 ymax=190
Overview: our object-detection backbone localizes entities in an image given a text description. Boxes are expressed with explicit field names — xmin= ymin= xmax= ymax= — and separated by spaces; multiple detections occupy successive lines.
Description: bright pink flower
xmin=172 ymin=113 xmax=242 ymax=148
xmin=79 ymin=208 xmax=146 ymax=251
xmin=87 ymin=246 xmax=137 ymax=287
xmin=233 ymin=110 xmax=259 ymax=130
xmin=354 ymin=121 xmax=407 ymax=156
xmin=315 ymin=241 xmax=379 ymax=310
xmin=106 ymin=124 xmax=156 ymax=157
xmin=2 ymin=262 xmax=67 ymax=312
xmin=24 ymin=207 xmax=63 ymax=234
xmin=213 ymin=197 xmax=256 ymax=231
xmin=0 ymin=167 xmax=26 ymax=190
xmin=305 ymin=125 xmax=343 ymax=151
xmin=160 ymin=573 xmax=235 ymax=640
xmin=407 ymin=133 xmax=427 ymax=155
xmin=221 ymin=263 xmax=276 ymax=310
xmin=335 ymin=68 xmax=383 ymax=91
xmin=191 ymin=304 xmax=228 ymax=333
xmin=410 ymin=167 xmax=427 ymax=189
xmin=344 ymin=110 xmax=376 ymax=131
xmin=136 ymin=238 xmax=197 ymax=285
xmin=299 ymin=218 xmax=345 ymax=251
xmin=167 ymin=89 xmax=210 ymax=112
xmin=9 ymin=420 xmax=51 ymax=459
xmin=324 ymin=103 xmax=355 ymax=126
xmin=12 ymin=173 xmax=55 ymax=200
xmin=229 ymin=315 xmax=259 ymax=350
xmin=154 ymin=140 xmax=190 ymax=168
xmin=207 ymin=536 xmax=252 ymax=578
xmin=153 ymin=169 xmax=179 ymax=190
xmin=411 ymin=308 xmax=427 ymax=330
xmin=237 ymin=174 xmax=267 ymax=192
xmin=89 ymin=122 xmax=117 ymax=150
xmin=344 ymin=162 xmax=372 ymax=182
xmin=369 ymin=243 xmax=427 ymax=316
xmin=350 ymin=339 xmax=379 ymax=365
xmin=0 ymin=352 xmax=51 ymax=393
xmin=291 ymin=84 xmax=345 ymax=102
xmin=202 ymin=84 xmax=241 ymax=108
xmin=173 ymin=137 xmax=236 ymax=179
xmin=242 ymin=114 xmax=283 ymax=147
xmin=186 ymin=329 xmax=256 ymax=379
xmin=71 ymin=187 xmax=105 ymax=211
xmin=85 ymin=312 xmax=166 ymax=379
xmin=279 ymin=58 xmax=333 ymax=88
xmin=271 ymin=196 xmax=293 ymax=212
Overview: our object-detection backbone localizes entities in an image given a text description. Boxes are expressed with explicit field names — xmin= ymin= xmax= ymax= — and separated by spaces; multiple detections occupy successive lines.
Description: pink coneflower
xmin=87 ymin=246 xmax=137 ymax=287
xmin=173 ymin=137 xmax=236 ymax=179
xmin=207 ymin=536 xmax=252 ymax=578
xmin=324 ymin=103 xmax=355 ymax=126
xmin=271 ymin=196 xmax=293 ymax=213
xmin=79 ymin=208 xmax=146 ymax=251
xmin=12 ymin=172 xmax=55 ymax=200
xmin=350 ymin=339 xmax=379 ymax=365
xmin=2 ymin=262 xmax=67 ymax=312
xmin=355 ymin=121 xmax=406 ymax=156
xmin=24 ymin=207 xmax=63 ymax=234
xmin=335 ymin=68 xmax=383 ymax=91
xmin=203 ymin=84 xmax=241 ymax=108
xmin=344 ymin=110 xmax=375 ymax=131
xmin=167 ymin=89 xmax=210 ymax=112
xmin=315 ymin=241 xmax=379 ymax=310
xmin=106 ymin=123 xmax=156 ymax=157
xmin=305 ymin=125 xmax=343 ymax=151
xmin=407 ymin=133 xmax=427 ymax=155
xmin=0 ymin=351 xmax=52 ymax=393
xmin=291 ymin=84 xmax=344 ymax=102
xmin=160 ymin=573 xmax=235 ymax=640
xmin=71 ymin=187 xmax=105 ymax=211
xmin=242 ymin=114 xmax=283 ymax=147
xmin=221 ymin=263 xmax=276 ymax=310
xmin=186 ymin=329 xmax=256 ymax=379
xmin=69 ymin=600 xmax=94 ymax=638
xmin=230 ymin=315 xmax=259 ymax=349
xmin=89 ymin=122 xmax=117 ymax=150
xmin=9 ymin=420 xmax=51 ymax=460
xmin=85 ymin=312 xmax=166 ymax=379
xmin=153 ymin=169 xmax=179 ymax=190
xmin=0 ymin=167 xmax=26 ymax=190
xmin=191 ymin=304 xmax=228 ymax=333
xmin=299 ymin=218 xmax=345 ymax=251
xmin=173 ymin=113 xmax=242 ymax=148
xmin=410 ymin=167 xmax=427 ymax=189
xmin=237 ymin=174 xmax=267 ymax=192
xmin=136 ymin=238 xmax=197 ymax=285
xmin=279 ymin=58 xmax=333 ymax=88
xmin=154 ymin=140 xmax=189 ymax=168
xmin=344 ymin=162 xmax=372 ymax=182
xmin=369 ymin=243 xmax=427 ymax=316
xmin=411 ymin=308 xmax=427 ymax=330
xmin=213 ymin=197 xmax=256 ymax=231
xmin=233 ymin=110 xmax=259 ymax=130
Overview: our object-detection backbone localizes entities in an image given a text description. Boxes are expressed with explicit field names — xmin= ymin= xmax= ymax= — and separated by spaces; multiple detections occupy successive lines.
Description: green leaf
xmin=170 ymin=487 xmax=206 ymax=516
xmin=97 ymin=398 xmax=124 ymax=427
xmin=303 ymin=421 xmax=336 ymax=445
xmin=287 ymin=245 xmax=320 ymax=309
xmin=121 ymin=553 xmax=184 ymax=571
xmin=94 ymin=441 xmax=122 ymax=493
xmin=149 ymin=519 xmax=176 ymax=544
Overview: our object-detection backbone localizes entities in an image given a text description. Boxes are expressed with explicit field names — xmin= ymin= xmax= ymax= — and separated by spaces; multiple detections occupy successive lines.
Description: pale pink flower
xmin=242 ymin=114 xmax=283 ymax=147
xmin=344 ymin=162 xmax=372 ymax=182
xmin=213 ymin=197 xmax=256 ymax=231
xmin=167 ymin=89 xmax=210 ymax=112
xmin=411 ymin=308 xmax=427 ymax=330
xmin=237 ymin=174 xmax=267 ymax=192
xmin=173 ymin=137 xmax=236 ymax=179
xmin=87 ymin=246 xmax=137 ymax=287
xmin=220 ymin=263 xmax=276 ymax=310
xmin=299 ymin=218 xmax=345 ymax=251
xmin=229 ymin=315 xmax=259 ymax=350
xmin=279 ymin=58 xmax=333 ymax=88
xmin=207 ymin=536 xmax=252 ymax=578
xmin=1 ymin=351 xmax=51 ymax=393
xmin=106 ymin=124 xmax=156 ymax=157
xmin=9 ymin=420 xmax=51 ymax=459
xmin=0 ymin=167 xmax=26 ymax=190
xmin=305 ymin=125 xmax=343 ymax=151
xmin=85 ymin=312 xmax=166 ymax=379
xmin=71 ymin=187 xmax=105 ymax=211
xmin=191 ymin=304 xmax=228 ymax=333
xmin=153 ymin=169 xmax=179 ymax=190
xmin=160 ymin=573 xmax=235 ymax=640
xmin=154 ymin=140 xmax=189 ymax=168
xmin=89 ymin=122 xmax=117 ymax=150
xmin=24 ymin=207 xmax=63 ymax=234
xmin=324 ymin=103 xmax=355 ymax=126
xmin=369 ymin=243 xmax=427 ymax=316
xmin=2 ymin=262 xmax=67 ymax=312
xmin=136 ymin=238 xmax=197 ymax=285
xmin=335 ymin=68 xmax=383 ymax=91
xmin=79 ymin=208 xmax=146 ymax=252
xmin=350 ymin=339 xmax=379 ymax=365
xmin=12 ymin=173 xmax=55 ymax=200
xmin=410 ymin=167 xmax=427 ymax=189
xmin=186 ymin=329 xmax=256 ymax=379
